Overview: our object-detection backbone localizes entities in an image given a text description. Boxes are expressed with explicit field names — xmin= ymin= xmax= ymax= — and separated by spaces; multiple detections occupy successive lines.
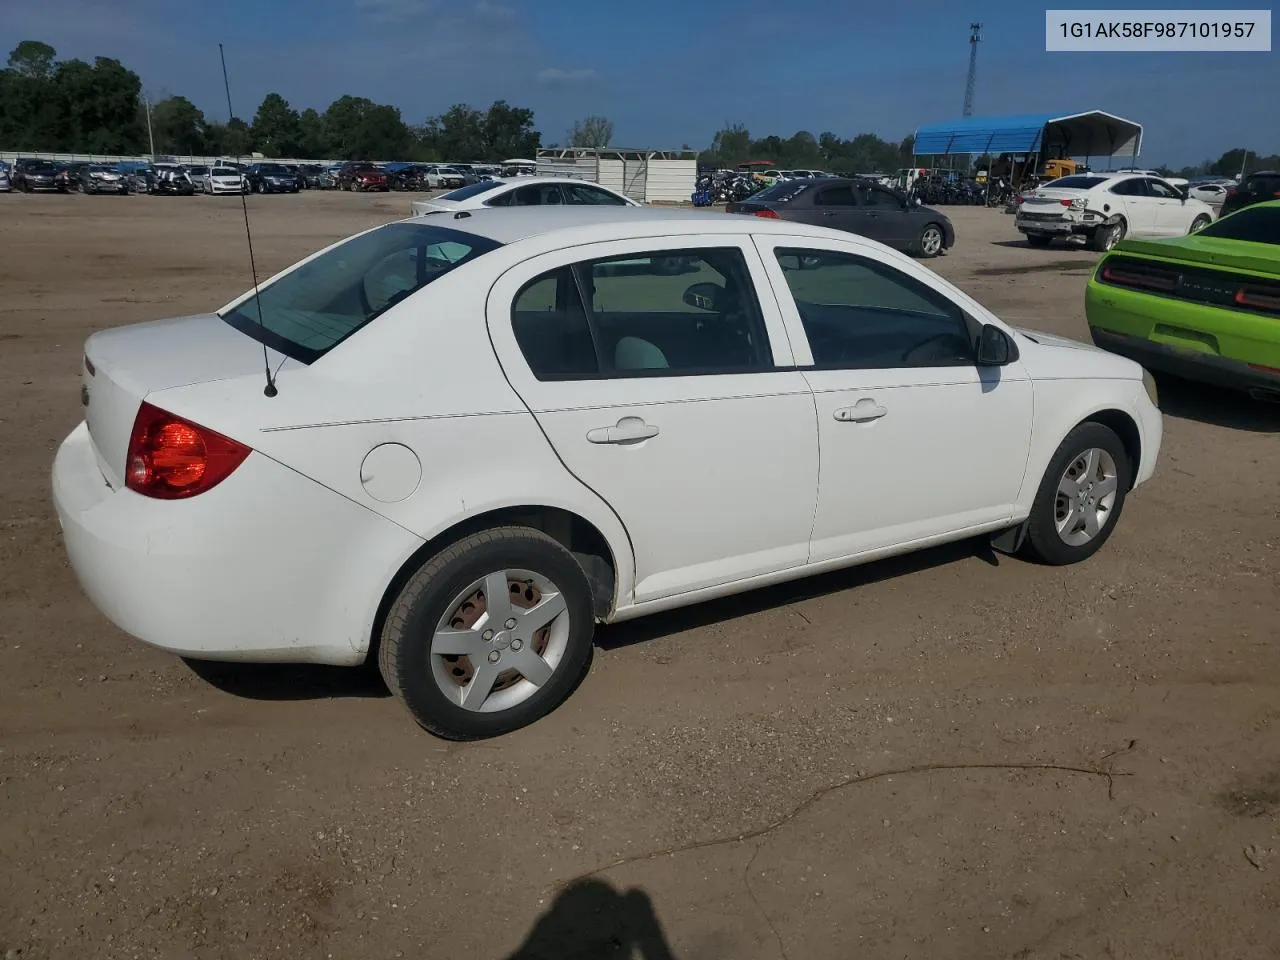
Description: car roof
xmin=397 ymin=204 xmax=852 ymax=245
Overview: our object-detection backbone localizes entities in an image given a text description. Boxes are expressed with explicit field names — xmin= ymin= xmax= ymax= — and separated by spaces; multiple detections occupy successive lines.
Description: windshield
xmin=87 ymin=164 xmax=115 ymax=172
xmin=1045 ymin=176 xmax=1110 ymax=190
xmin=441 ymin=180 xmax=503 ymax=201
xmin=186 ymin=165 xmax=208 ymax=174
xmin=752 ymin=180 xmax=812 ymax=203
xmin=27 ymin=161 xmax=55 ymax=172
xmin=221 ymin=222 xmax=503 ymax=363
xmin=212 ymin=167 xmax=240 ymax=177
xmin=258 ymin=164 xmax=288 ymax=174
xmin=1195 ymin=205 xmax=1280 ymax=245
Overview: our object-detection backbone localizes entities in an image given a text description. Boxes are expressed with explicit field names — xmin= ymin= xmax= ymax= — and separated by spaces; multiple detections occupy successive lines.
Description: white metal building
xmin=535 ymin=147 xmax=697 ymax=203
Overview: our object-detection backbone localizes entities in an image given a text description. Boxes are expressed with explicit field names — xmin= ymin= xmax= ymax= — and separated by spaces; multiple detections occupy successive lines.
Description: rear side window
xmin=815 ymin=186 xmax=857 ymax=206
xmin=441 ymin=180 xmax=502 ymax=201
xmin=1048 ymin=175 xmax=1109 ymax=190
xmin=221 ymin=222 xmax=502 ymax=364
xmin=752 ymin=180 xmax=810 ymax=203
xmin=510 ymin=248 xmax=771 ymax=379
xmin=1195 ymin=205 xmax=1280 ymax=244
xmin=563 ymin=183 xmax=629 ymax=205
xmin=1245 ymin=174 xmax=1280 ymax=195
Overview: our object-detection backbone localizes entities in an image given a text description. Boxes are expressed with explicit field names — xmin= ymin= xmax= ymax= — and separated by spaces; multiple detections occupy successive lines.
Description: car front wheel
xmin=378 ymin=527 xmax=596 ymax=739
xmin=916 ymin=223 xmax=945 ymax=257
xmin=1021 ymin=422 xmax=1131 ymax=565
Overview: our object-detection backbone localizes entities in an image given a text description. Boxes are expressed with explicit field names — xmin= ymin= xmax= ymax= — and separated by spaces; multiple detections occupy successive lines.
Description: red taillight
xmin=1059 ymin=198 xmax=1073 ymax=206
xmin=752 ymin=209 xmax=779 ymax=219
xmin=125 ymin=402 xmax=250 ymax=499
xmin=1235 ymin=286 xmax=1280 ymax=312
xmin=1101 ymin=264 xmax=1177 ymax=292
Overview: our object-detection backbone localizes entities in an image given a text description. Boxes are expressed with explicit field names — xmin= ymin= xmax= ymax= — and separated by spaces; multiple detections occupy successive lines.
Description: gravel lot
xmin=1 ymin=191 xmax=1277 ymax=960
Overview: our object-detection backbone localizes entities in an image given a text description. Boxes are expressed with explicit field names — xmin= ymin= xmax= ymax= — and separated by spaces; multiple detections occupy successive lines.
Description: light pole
xmin=143 ymin=94 xmax=155 ymax=158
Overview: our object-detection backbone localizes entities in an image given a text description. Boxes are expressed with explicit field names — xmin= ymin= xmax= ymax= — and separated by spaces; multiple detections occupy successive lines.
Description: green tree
xmin=431 ymin=103 xmax=485 ymax=160
xmin=7 ymin=40 xmax=57 ymax=79
xmin=567 ymin=115 xmax=613 ymax=150
xmin=296 ymin=107 xmax=328 ymax=158
xmin=150 ymin=95 xmax=209 ymax=154
xmin=54 ymin=57 xmax=145 ymax=153
xmin=485 ymin=100 xmax=540 ymax=159
xmin=207 ymin=117 xmax=252 ymax=157
xmin=251 ymin=92 xmax=301 ymax=157
xmin=322 ymin=95 xmax=412 ymax=159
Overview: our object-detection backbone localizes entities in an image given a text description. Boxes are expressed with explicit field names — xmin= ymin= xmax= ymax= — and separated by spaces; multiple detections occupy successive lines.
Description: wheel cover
xmin=430 ymin=569 xmax=570 ymax=713
xmin=922 ymin=227 xmax=942 ymax=254
xmin=1055 ymin=448 xmax=1120 ymax=546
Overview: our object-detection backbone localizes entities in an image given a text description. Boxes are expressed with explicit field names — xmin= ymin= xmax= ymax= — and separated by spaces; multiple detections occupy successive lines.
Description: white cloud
xmin=474 ymin=0 xmax=514 ymax=19
xmin=354 ymin=0 xmax=430 ymax=24
xmin=536 ymin=67 xmax=598 ymax=85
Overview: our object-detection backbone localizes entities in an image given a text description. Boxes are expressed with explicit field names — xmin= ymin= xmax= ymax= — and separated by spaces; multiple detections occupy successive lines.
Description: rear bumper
xmin=52 ymin=421 xmax=423 ymax=666
xmin=1090 ymin=328 xmax=1280 ymax=394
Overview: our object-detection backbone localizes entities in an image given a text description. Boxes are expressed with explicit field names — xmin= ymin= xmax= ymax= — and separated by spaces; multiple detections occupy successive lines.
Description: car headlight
xmin=1142 ymin=368 xmax=1159 ymax=408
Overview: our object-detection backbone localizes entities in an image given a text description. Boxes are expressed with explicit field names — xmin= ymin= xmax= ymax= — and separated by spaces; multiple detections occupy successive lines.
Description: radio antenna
xmin=219 ymin=42 xmax=277 ymax=398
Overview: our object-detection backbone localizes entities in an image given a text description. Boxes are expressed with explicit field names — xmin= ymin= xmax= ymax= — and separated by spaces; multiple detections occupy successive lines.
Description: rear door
xmin=486 ymin=235 xmax=820 ymax=604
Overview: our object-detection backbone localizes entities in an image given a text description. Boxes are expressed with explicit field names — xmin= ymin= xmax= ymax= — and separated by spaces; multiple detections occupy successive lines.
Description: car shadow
xmin=182 ymin=658 xmax=391 ymax=701
xmin=597 ymin=536 xmax=1000 ymax=652
xmin=1155 ymin=375 xmax=1280 ymax=433
xmin=504 ymin=879 xmax=678 ymax=960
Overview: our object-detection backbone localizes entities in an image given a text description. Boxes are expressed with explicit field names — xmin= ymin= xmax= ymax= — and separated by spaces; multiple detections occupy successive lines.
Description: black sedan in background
xmin=1219 ymin=170 xmax=1280 ymax=216
xmin=726 ymin=177 xmax=955 ymax=258
xmin=244 ymin=162 xmax=301 ymax=194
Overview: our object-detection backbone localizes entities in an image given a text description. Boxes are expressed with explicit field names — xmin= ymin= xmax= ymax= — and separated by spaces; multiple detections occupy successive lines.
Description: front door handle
xmin=834 ymin=399 xmax=887 ymax=423
xmin=586 ymin=416 xmax=659 ymax=444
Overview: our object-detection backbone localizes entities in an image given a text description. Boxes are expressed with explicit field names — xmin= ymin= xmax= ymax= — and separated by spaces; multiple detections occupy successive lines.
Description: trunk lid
xmin=82 ymin=314 xmax=285 ymax=487
xmin=410 ymin=198 xmax=460 ymax=216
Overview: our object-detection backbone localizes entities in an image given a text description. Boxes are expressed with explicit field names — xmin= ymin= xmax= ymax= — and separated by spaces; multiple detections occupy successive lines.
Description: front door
xmin=856 ymin=181 xmax=917 ymax=249
xmin=756 ymin=236 xmax=1033 ymax=561
xmin=1145 ymin=177 xmax=1188 ymax=235
xmin=487 ymin=236 xmax=820 ymax=604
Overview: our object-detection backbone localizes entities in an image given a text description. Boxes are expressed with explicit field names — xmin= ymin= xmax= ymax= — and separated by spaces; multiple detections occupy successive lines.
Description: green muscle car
xmin=1086 ymin=200 xmax=1280 ymax=401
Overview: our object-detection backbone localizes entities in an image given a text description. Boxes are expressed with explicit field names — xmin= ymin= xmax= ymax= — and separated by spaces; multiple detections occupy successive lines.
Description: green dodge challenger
xmin=1086 ymin=200 xmax=1280 ymax=401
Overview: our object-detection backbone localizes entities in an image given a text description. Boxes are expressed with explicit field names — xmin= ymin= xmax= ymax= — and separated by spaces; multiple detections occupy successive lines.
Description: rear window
xmin=1195 ymin=205 xmax=1280 ymax=245
xmin=752 ymin=180 xmax=811 ymax=203
xmin=221 ymin=223 xmax=502 ymax=363
xmin=1244 ymin=174 xmax=1280 ymax=194
xmin=1045 ymin=176 xmax=1109 ymax=189
xmin=441 ymin=180 xmax=502 ymax=201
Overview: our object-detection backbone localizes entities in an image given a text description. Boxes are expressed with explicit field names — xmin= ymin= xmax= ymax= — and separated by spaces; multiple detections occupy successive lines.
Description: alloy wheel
xmin=1055 ymin=448 xmax=1119 ymax=546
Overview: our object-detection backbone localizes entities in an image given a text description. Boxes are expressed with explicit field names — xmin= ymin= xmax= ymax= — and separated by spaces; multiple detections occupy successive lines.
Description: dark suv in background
xmin=244 ymin=162 xmax=301 ymax=194
xmin=13 ymin=158 xmax=61 ymax=192
xmin=1220 ymin=171 xmax=1280 ymax=216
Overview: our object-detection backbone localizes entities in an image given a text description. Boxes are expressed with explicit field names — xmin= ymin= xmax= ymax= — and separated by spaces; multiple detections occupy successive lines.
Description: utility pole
xmin=143 ymin=94 xmax=155 ymax=158
xmin=963 ymin=22 xmax=982 ymax=117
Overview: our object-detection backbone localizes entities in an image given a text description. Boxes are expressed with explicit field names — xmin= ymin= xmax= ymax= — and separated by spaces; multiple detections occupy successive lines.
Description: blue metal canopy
xmin=914 ymin=111 xmax=1142 ymax=158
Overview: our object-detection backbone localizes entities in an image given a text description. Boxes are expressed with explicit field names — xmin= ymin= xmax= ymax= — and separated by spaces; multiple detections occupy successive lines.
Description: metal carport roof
xmin=913 ymin=111 xmax=1143 ymax=158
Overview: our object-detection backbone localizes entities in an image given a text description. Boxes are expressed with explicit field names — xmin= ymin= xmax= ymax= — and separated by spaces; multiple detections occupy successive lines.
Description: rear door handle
xmin=834 ymin=399 xmax=887 ymax=423
xmin=586 ymin=416 xmax=659 ymax=444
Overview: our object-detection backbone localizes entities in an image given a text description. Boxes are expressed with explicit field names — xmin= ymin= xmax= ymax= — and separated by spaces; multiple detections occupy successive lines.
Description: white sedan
xmin=1016 ymin=172 xmax=1216 ymax=250
xmin=204 ymin=166 xmax=249 ymax=195
xmin=53 ymin=207 xmax=1162 ymax=739
xmin=412 ymin=176 xmax=639 ymax=216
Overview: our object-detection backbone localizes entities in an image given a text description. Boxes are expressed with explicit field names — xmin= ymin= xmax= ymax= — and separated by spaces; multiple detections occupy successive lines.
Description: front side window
xmin=858 ymin=184 xmax=904 ymax=208
xmin=510 ymin=248 xmax=771 ymax=379
xmin=773 ymin=248 xmax=974 ymax=369
xmin=221 ymin=223 xmax=502 ymax=363
xmin=1148 ymin=179 xmax=1180 ymax=199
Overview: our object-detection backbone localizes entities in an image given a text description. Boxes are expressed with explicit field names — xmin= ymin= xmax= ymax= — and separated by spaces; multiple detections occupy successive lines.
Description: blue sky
xmin=4 ymin=0 xmax=1278 ymax=165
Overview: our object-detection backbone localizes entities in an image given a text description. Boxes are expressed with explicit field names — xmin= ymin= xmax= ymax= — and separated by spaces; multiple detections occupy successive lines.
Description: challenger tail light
xmin=751 ymin=209 xmax=779 ymax=219
xmin=126 ymin=402 xmax=251 ymax=499
xmin=1235 ymin=286 xmax=1280 ymax=312
xmin=1101 ymin=264 xmax=1178 ymax=292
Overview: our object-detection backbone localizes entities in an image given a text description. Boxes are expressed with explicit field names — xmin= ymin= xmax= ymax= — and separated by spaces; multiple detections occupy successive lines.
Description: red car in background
xmin=337 ymin=162 xmax=389 ymax=192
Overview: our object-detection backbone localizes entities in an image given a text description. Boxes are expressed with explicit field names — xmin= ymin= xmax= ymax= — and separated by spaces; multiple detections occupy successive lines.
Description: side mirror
xmin=683 ymin=282 xmax=723 ymax=311
xmin=976 ymin=324 xmax=1018 ymax=366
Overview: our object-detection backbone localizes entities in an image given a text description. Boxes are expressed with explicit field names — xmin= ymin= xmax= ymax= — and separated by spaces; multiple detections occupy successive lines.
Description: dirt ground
xmin=1 ymin=190 xmax=1278 ymax=960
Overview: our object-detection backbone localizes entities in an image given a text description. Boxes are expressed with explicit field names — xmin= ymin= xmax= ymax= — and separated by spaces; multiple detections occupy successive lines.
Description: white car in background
xmin=53 ymin=207 xmax=1162 ymax=740
xmin=1015 ymin=172 xmax=1215 ymax=250
xmin=411 ymin=176 xmax=640 ymax=216
xmin=424 ymin=165 xmax=466 ymax=189
xmin=1185 ymin=180 xmax=1233 ymax=208
xmin=204 ymin=166 xmax=248 ymax=195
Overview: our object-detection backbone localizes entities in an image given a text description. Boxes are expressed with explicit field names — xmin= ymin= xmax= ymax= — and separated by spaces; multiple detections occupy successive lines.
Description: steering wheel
xmin=902 ymin=332 xmax=968 ymax=366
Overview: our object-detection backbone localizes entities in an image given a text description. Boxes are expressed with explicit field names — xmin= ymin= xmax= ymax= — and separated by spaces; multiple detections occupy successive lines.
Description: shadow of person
xmin=506 ymin=879 xmax=677 ymax=960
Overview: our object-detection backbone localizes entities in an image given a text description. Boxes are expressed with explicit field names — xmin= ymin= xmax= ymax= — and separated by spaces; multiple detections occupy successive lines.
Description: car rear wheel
xmin=1025 ymin=233 xmax=1052 ymax=247
xmin=1090 ymin=218 xmax=1126 ymax=252
xmin=378 ymin=527 xmax=596 ymax=739
xmin=1021 ymin=422 xmax=1131 ymax=566
xmin=917 ymin=223 xmax=945 ymax=257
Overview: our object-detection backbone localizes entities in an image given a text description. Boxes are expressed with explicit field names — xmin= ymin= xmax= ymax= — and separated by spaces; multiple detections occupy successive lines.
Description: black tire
xmin=1025 ymin=233 xmax=1052 ymax=247
xmin=378 ymin=526 xmax=596 ymax=740
xmin=1189 ymin=214 xmax=1211 ymax=233
xmin=1021 ymin=422 xmax=1132 ymax=566
xmin=1090 ymin=218 xmax=1125 ymax=252
xmin=916 ymin=223 xmax=945 ymax=258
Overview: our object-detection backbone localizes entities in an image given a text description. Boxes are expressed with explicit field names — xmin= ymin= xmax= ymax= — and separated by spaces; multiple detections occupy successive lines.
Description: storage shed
xmin=535 ymin=147 xmax=698 ymax=203
xmin=912 ymin=110 xmax=1144 ymax=163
